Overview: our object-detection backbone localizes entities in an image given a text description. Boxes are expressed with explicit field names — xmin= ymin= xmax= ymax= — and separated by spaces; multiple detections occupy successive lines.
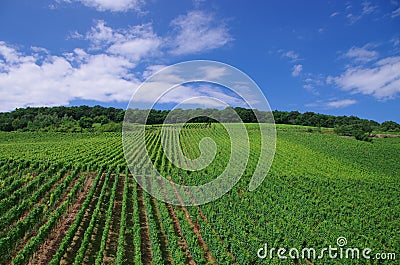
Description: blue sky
xmin=0 ymin=0 xmax=399 ymax=122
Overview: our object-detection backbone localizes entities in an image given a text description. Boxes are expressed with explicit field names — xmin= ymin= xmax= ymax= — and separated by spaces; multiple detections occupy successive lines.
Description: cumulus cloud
xmin=141 ymin=64 xmax=168 ymax=80
xmin=169 ymin=10 xmax=232 ymax=55
xmin=0 ymin=42 xmax=24 ymax=63
xmin=0 ymin=19 xmax=165 ymax=111
xmin=0 ymin=10 xmax=234 ymax=112
xmin=75 ymin=14 xmax=232 ymax=58
xmin=328 ymin=56 xmax=400 ymax=100
xmin=79 ymin=20 xmax=162 ymax=62
xmin=0 ymin=42 xmax=139 ymax=112
xmin=292 ymin=64 xmax=303 ymax=77
xmin=198 ymin=65 xmax=228 ymax=80
xmin=134 ymin=82 xmax=245 ymax=109
xmin=59 ymin=0 xmax=144 ymax=12
xmin=129 ymin=64 xmax=260 ymax=110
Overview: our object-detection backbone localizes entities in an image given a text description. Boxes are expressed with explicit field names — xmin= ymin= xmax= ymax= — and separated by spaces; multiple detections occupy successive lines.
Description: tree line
xmin=0 ymin=106 xmax=124 ymax=132
xmin=0 ymin=106 xmax=399 ymax=135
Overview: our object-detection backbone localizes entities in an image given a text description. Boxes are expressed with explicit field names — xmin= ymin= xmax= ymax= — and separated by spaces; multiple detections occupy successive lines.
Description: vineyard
xmin=0 ymin=124 xmax=399 ymax=264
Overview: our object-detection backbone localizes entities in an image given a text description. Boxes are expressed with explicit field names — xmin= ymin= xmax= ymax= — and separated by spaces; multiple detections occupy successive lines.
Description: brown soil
xmin=103 ymin=174 xmax=124 ymax=264
xmin=166 ymin=139 xmax=234 ymax=264
xmin=160 ymin=178 xmax=195 ymax=265
xmin=144 ymin=176 xmax=172 ymax=265
xmin=150 ymin=197 xmax=173 ymax=264
xmin=123 ymin=175 xmax=136 ymax=264
xmin=83 ymin=174 xmax=112 ymax=264
xmin=0 ymin=170 xmax=38 ymax=202
xmin=136 ymin=184 xmax=154 ymax=265
xmin=305 ymin=257 xmax=315 ymax=264
xmin=165 ymin=203 xmax=196 ymax=265
xmin=28 ymin=173 xmax=95 ymax=265
xmin=6 ymin=171 xmax=80 ymax=264
xmin=371 ymin=133 xmax=400 ymax=138
xmin=178 ymin=177 xmax=236 ymax=264
xmin=168 ymin=180 xmax=216 ymax=265
xmin=59 ymin=172 xmax=106 ymax=264
xmin=180 ymin=205 xmax=216 ymax=265
xmin=2 ymin=170 xmax=71 ymax=237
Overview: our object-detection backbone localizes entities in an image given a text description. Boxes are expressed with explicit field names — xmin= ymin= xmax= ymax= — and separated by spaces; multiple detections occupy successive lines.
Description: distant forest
xmin=0 ymin=106 xmax=399 ymax=134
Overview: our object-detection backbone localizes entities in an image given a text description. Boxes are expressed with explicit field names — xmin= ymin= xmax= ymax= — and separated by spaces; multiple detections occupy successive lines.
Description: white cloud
xmin=193 ymin=0 xmax=206 ymax=9
xmin=30 ymin=46 xmax=49 ymax=54
xmin=84 ymin=20 xmax=115 ymax=48
xmin=59 ymin=0 xmax=143 ymax=12
xmin=361 ymin=1 xmax=378 ymax=15
xmin=68 ymin=31 xmax=84 ymax=40
xmin=148 ymin=84 xmax=244 ymax=108
xmin=0 ymin=42 xmax=139 ymax=112
xmin=301 ymin=74 xmax=325 ymax=95
xmin=0 ymin=10 xmax=234 ymax=112
xmin=344 ymin=1 xmax=378 ymax=24
xmin=82 ymin=21 xmax=161 ymax=61
xmin=78 ymin=16 xmax=231 ymax=59
xmin=305 ymin=99 xmax=357 ymax=108
xmin=326 ymin=99 xmax=357 ymax=108
xmin=330 ymin=12 xmax=340 ymax=17
xmin=346 ymin=13 xmax=361 ymax=24
xmin=281 ymin=50 xmax=300 ymax=62
xmin=392 ymin=37 xmax=400 ymax=47
xmin=343 ymin=45 xmax=378 ymax=63
xmin=127 ymin=79 xmax=237 ymax=108
xmin=141 ymin=64 xmax=167 ymax=80
xmin=329 ymin=56 xmax=400 ymax=100
xmin=169 ymin=10 xmax=232 ymax=55
xmin=392 ymin=7 xmax=400 ymax=18
xmin=292 ymin=64 xmax=303 ymax=77
xmin=129 ymin=63 xmax=258 ymax=109
xmin=195 ymin=84 xmax=245 ymax=106
xmin=108 ymin=38 xmax=161 ymax=61
xmin=303 ymin=84 xmax=313 ymax=90
xmin=198 ymin=65 xmax=228 ymax=80
xmin=0 ymin=42 xmax=24 ymax=63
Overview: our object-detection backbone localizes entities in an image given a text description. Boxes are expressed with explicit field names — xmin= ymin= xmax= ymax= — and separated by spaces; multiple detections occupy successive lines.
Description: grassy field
xmin=0 ymin=124 xmax=398 ymax=264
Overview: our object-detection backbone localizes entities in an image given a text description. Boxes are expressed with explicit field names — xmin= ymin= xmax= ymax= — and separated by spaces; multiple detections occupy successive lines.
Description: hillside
xmin=1 ymin=106 xmax=399 ymax=133
xmin=0 ymin=124 xmax=398 ymax=264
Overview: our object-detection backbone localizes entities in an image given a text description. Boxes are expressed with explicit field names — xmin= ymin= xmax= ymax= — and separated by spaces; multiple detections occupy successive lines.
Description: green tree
xmin=78 ymin=117 xmax=93 ymax=129
xmin=94 ymin=115 xmax=109 ymax=125
xmin=334 ymin=122 xmax=372 ymax=142
xmin=381 ymin=121 xmax=400 ymax=132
